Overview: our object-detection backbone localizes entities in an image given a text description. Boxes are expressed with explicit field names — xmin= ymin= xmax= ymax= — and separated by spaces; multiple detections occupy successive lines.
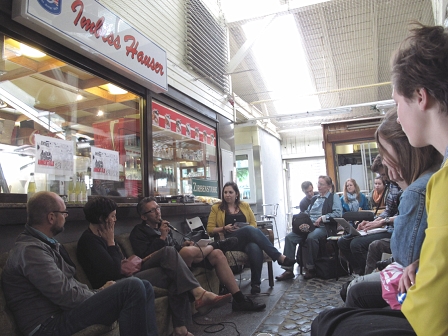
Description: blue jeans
xmin=283 ymin=227 xmax=327 ymax=270
xmin=226 ymin=226 xmax=282 ymax=285
xmin=338 ymin=232 xmax=392 ymax=275
xmin=35 ymin=277 xmax=157 ymax=336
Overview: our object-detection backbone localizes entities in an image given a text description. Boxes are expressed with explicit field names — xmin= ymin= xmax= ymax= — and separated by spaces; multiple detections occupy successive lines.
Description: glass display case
xmin=152 ymin=101 xmax=217 ymax=197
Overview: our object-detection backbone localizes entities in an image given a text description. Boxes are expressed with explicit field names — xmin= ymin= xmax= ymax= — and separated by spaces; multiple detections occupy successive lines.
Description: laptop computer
xmin=334 ymin=218 xmax=387 ymax=236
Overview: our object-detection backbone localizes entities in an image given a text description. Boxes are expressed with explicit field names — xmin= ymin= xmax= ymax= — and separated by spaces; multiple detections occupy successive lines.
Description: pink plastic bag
xmin=380 ymin=262 xmax=404 ymax=310
xmin=121 ymin=255 xmax=142 ymax=276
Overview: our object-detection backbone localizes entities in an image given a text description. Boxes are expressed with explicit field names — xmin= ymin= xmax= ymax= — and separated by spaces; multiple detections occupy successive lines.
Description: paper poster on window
xmin=34 ymin=134 xmax=74 ymax=175
xmin=90 ymin=147 xmax=119 ymax=181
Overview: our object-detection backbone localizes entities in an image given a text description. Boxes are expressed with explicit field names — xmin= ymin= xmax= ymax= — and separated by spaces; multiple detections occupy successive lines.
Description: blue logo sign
xmin=37 ymin=0 xmax=62 ymax=15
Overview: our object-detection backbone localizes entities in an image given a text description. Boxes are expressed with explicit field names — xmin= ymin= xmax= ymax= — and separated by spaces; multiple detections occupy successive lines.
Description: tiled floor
xmin=189 ymin=255 xmax=352 ymax=336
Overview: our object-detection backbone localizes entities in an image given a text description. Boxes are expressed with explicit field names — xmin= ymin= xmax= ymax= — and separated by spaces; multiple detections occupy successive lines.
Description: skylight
xmin=242 ymin=14 xmax=321 ymax=115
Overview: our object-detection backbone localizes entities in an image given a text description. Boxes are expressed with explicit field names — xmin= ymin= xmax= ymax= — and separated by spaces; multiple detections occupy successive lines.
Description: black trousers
xmin=311 ymin=307 xmax=416 ymax=336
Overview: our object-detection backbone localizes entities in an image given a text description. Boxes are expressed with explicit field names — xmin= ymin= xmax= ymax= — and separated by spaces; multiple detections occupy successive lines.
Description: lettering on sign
xmin=71 ymin=0 xmax=164 ymax=76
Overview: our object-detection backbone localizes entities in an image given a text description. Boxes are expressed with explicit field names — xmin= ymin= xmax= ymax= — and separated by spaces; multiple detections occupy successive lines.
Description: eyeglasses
xmin=143 ymin=206 xmax=161 ymax=215
xmin=51 ymin=211 xmax=69 ymax=217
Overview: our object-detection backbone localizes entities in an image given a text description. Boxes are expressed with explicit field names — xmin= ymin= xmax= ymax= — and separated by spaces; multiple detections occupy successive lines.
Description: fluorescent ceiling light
xmin=107 ymin=83 xmax=128 ymax=95
xmin=375 ymin=99 xmax=396 ymax=112
xmin=19 ymin=43 xmax=46 ymax=58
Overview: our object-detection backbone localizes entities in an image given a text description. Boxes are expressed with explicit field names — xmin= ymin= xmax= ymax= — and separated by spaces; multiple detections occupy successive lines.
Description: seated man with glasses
xmin=130 ymin=196 xmax=266 ymax=312
xmin=2 ymin=191 xmax=157 ymax=336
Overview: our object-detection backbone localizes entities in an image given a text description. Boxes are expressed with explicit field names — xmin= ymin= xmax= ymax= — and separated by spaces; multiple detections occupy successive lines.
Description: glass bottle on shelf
xmin=27 ymin=173 xmax=36 ymax=201
xmin=81 ymin=182 xmax=87 ymax=203
xmin=68 ymin=177 xmax=75 ymax=203
xmin=75 ymin=178 xmax=82 ymax=203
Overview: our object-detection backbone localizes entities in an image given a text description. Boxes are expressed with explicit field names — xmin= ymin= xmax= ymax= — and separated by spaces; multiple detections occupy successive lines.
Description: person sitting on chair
xmin=340 ymin=178 xmax=370 ymax=214
xmin=340 ymin=108 xmax=441 ymax=302
xmin=206 ymin=182 xmax=295 ymax=294
xmin=77 ymin=196 xmax=234 ymax=336
xmin=130 ymin=196 xmax=266 ymax=312
xmin=1 ymin=191 xmax=157 ymax=336
xmin=277 ymin=175 xmax=343 ymax=281
xmin=299 ymin=181 xmax=315 ymax=213
xmin=368 ymin=176 xmax=386 ymax=211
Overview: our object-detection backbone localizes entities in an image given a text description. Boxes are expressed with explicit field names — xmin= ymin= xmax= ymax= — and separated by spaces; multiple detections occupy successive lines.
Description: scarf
xmin=346 ymin=192 xmax=359 ymax=212
xmin=372 ymin=189 xmax=385 ymax=207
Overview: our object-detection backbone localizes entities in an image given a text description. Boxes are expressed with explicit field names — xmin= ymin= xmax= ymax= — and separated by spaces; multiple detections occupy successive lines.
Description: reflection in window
xmin=0 ymin=35 xmax=142 ymax=199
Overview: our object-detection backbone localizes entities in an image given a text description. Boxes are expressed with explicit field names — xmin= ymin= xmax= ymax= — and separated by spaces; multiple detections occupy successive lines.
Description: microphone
xmin=163 ymin=222 xmax=202 ymax=249
xmin=167 ymin=224 xmax=180 ymax=233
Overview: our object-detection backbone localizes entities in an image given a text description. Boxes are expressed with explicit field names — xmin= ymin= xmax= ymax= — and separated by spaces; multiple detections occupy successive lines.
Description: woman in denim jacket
xmin=341 ymin=108 xmax=442 ymax=308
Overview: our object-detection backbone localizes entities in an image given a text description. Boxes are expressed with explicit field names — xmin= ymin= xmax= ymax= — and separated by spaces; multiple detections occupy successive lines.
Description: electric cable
xmin=168 ymin=222 xmax=213 ymax=292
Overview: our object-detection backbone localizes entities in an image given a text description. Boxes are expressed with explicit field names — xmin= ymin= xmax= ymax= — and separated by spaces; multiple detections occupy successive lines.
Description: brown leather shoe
xmin=303 ymin=269 xmax=316 ymax=280
xmin=275 ymin=271 xmax=295 ymax=281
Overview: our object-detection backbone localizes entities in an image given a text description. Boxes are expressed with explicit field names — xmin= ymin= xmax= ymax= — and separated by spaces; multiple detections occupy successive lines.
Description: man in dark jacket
xmin=130 ymin=196 xmax=266 ymax=312
xmin=1 ymin=191 xmax=156 ymax=336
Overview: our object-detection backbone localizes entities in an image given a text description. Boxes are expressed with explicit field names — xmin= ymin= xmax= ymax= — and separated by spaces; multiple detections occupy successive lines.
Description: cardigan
xmin=207 ymin=201 xmax=256 ymax=236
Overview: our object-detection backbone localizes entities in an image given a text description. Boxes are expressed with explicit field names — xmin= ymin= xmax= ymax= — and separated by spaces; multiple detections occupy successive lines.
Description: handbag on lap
xmin=121 ymin=255 xmax=142 ymax=276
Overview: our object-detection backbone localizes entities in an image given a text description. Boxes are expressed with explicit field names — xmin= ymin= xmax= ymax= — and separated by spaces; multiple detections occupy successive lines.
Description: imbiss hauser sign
xmin=12 ymin=0 xmax=167 ymax=93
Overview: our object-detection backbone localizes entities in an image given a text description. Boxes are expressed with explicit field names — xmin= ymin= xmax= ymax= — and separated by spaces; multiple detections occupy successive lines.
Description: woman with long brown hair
xmin=340 ymin=178 xmax=370 ymax=213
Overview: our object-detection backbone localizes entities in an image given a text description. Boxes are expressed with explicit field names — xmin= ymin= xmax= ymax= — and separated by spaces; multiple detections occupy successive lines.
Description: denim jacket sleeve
xmin=390 ymin=176 xmax=429 ymax=267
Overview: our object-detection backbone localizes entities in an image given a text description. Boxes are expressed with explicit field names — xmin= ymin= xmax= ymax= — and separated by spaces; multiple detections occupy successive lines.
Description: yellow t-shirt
xmin=402 ymin=161 xmax=448 ymax=335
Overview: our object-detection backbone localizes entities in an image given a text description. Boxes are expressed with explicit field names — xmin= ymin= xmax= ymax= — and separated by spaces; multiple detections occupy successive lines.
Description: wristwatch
xmin=384 ymin=217 xmax=390 ymax=224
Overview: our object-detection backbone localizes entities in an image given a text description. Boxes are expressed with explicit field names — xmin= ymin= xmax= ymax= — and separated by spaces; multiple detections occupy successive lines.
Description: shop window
xmin=0 ymin=35 xmax=142 ymax=200
xmin=152 ymin=101 xmax=218 ymax=197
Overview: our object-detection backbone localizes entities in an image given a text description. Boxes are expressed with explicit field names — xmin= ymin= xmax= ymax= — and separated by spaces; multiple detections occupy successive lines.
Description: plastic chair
xmin=185 ymin=217 xmax=212 ymax=243
xmin=261 ymin=203 xmax=280 ymax=246
xmin=186 ymin=217 xmax=207 ymax=232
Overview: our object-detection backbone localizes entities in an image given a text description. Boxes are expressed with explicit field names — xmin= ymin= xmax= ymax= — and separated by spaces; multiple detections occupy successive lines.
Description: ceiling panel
xmin=225 ymin=0 xmax=434 ymax=136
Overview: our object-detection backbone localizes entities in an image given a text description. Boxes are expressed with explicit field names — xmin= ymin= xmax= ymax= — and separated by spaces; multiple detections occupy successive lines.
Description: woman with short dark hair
xmin=78 ymin=196 xmax=231 ymax=336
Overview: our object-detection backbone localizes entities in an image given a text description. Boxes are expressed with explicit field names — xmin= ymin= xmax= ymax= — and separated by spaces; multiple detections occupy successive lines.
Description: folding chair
xmin=186 ymin=217 xmax=207 ymax=232
xmin=185 ymin=217 xmax=211 ymax=244
xmin=261 ymin=203 xmax=280 ymax=246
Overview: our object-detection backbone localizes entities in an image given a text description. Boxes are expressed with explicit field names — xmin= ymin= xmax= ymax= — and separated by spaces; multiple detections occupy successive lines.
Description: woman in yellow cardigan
xmin=207 ymin=182 xmax=294 ymax=294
